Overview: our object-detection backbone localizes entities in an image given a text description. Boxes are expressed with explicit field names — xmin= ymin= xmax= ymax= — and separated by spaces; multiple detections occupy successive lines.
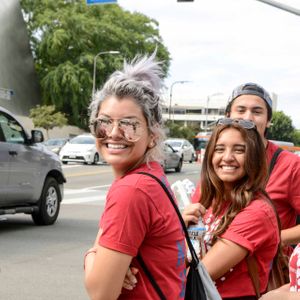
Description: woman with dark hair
xmin=84 ymin=53 xmax=186 ymax=299
xmin=183 ymin=118 xmax=279 ymax=299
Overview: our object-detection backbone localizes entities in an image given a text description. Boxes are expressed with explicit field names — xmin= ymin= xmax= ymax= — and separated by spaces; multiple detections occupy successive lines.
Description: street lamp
xmin=254 ymin=0 xmax=300 ymax=16
xmin=169 ymin=80 xmax=190 ymax=121
xmin=205 ymin=92 xmax=223 ymax=131
xmin=92 ymin=50 xmax=120 ymax=99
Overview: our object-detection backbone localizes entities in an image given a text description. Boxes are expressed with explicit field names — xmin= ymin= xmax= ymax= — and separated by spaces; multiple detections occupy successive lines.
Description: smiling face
xmin=212 ymin=128 xmax=246 ymax=191
xmin=228 ymin=95 xmax=270 ymax=144
xmin=95 ymin=96 xmax=154 ymax=178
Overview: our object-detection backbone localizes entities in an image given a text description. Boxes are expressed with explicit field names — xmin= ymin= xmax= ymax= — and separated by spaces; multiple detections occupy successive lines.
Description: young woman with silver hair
xmin=84 ymin=53 xmax=186 ymax=300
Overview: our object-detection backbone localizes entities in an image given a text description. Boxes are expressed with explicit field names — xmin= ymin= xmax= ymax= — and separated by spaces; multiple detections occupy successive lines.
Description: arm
xmin=259 ymin=285 xmax=300 ymax=300
xmin=202 ymin=238 xmax=248 ymax=280
xmin=281 ymin=225 xmax=300 ymax=246
xmin=84 ymin=245 xmax=133 ymax=300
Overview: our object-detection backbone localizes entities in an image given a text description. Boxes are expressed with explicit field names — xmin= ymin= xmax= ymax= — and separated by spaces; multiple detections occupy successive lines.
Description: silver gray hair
xmin=89 ymin=51 xmax=165 ymax=164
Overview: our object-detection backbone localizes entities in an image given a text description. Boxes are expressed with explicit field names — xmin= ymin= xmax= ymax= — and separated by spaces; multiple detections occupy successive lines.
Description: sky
xmin=117 ymin=0 xmax=300 ymax=129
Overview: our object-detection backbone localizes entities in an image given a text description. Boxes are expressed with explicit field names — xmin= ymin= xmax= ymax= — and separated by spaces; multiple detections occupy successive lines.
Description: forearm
xmin=259 ymin=290 xmax=300 ymax=300
xmin=84 ymin=246 xmax=131 ymax=300
xmin=281 ymin=225 xmax=300 ymax=246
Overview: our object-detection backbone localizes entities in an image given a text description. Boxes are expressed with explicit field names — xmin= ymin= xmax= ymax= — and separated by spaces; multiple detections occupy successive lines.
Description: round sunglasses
xmin=217 ymin=118 xmax=256 ymax=129
xmin=90 ymin=116 xmax=145 ymax=142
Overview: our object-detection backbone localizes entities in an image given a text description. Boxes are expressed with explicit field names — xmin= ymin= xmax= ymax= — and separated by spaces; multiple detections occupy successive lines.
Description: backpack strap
xmin=269 ymin=147 xmax=283 ymax=175
xmin=246 ymin=147 xmax=283 ymax=299
xmin=246 ymin=256 xmax=260 ymax=299
xmin=136 ymin=254 xmax=166 ymax=300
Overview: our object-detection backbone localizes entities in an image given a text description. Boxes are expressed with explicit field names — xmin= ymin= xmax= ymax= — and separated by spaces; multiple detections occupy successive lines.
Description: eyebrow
xmin=235 ymin=104 xmax=265 ymax=110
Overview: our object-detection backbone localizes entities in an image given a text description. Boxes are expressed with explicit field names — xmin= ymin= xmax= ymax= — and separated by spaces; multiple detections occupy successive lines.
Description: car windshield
xmin=167 ymin=141 xmax=183 ymax=148
xmin=69 ymin=136 xmax=95 ymax=145
xmin=44 ymin=139 xmax=66 ymax=146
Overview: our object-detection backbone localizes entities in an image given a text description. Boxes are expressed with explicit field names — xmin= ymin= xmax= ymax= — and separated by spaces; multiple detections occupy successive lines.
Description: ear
xmin=266 ymin=120 xmax=271 ymax=128
xmin=148 ymin=134 xmax=156 ymax=149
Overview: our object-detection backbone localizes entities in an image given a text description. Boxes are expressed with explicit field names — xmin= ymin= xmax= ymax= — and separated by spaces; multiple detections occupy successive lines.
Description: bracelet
xmin=84 ymin=248 xmax=97 ymax=271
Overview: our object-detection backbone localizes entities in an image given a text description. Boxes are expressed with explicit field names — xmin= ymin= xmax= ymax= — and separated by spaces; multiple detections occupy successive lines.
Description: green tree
xmin=165 ymin=120 xmax=198 ymax=143
xmin=29 ymin=105 xmax=68 ymax=138
xmin=20 ymin=0 xmax=170 ymax=128
xmin=267 ymin=111 xmax=295 ymax=142
xmin=292 ymin=130 xmax=300 ymax=146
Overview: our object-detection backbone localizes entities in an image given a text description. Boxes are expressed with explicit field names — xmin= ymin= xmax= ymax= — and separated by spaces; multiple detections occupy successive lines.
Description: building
xmin=162 ymin=92 xmax=278 ymax=130
xmin=0 ymin=1 xmax=41 ymax=116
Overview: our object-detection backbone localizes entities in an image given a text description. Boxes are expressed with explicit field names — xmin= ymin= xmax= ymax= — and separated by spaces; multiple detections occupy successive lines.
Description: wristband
xmin=84 ymin=248 xmax=97 ymax=271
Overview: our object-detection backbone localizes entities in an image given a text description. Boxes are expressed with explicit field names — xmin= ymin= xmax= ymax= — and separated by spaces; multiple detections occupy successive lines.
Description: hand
xmin=123 ymin=267 xmax=139 ymax=290
xmin=182 ymin=203 xmax=206 ymax=227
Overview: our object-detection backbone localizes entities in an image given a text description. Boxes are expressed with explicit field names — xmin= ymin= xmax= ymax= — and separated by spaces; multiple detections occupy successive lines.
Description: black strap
xmin=135 ymin=172 xmax=200 ymax=300
xmin=269 ymin=148 xmax=283 ymax=175
xmin=136 ymin=255 xmax=166 ymax=300
xmin=138 ymin=172 xmax=199 ymax=265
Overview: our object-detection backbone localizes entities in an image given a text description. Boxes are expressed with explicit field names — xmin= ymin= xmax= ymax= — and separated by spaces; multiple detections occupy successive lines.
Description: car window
xmin=0 ymin=112 xmax=26 ymax=144
xmin=164 ymin=144 xmax=173 ymax=153
xmin=167 ymin=140 xmax=183 ymax=148
xmin=69 ymin=136 xmax=95 ymax=144
xmin=44 ymin=139 xmax=66 ymax=146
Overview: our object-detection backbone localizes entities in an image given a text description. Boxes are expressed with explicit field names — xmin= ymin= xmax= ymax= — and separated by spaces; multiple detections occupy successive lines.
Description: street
xmin=0 ymin=162 xmax=201 ymax=300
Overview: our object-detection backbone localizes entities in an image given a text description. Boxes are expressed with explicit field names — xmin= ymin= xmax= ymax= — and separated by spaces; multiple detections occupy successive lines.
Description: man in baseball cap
xmin=227 ymin=82 xmax=300 ymax=252
xmin=192 ymin=82 xmax=300 ymax=254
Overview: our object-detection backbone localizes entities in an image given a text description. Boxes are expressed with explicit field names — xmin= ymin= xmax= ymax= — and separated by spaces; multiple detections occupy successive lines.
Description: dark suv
xmin=0 ymin=106 xmax=66 ymax=225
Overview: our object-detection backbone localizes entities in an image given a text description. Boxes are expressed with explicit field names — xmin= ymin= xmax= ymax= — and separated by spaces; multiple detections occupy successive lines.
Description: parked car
xmin=162 ymin=142 xmax=182 ymax=172
xmin=59 ymin=134 xmax=102 ymax=165
xmin=165 ymin=138 xmax=196 ymax=163
xmin=0 ymin=106 xmax=66 ymax=225
xmin=43 ymin=138 xmax=68 ymax=155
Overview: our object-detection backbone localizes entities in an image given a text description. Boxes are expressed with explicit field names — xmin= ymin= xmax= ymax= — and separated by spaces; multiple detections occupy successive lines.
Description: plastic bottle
xmin=187 ymin=216 xmax=206 ymax=260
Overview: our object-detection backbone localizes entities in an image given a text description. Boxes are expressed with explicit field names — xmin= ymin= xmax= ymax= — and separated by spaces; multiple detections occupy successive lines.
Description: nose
xmin=243 ymin=110 xmax=254 ymax=121
xmin=223 ymin=149 xmax=234 ymax=161
xmin=108 ymin=120 xmax=122 ymax=138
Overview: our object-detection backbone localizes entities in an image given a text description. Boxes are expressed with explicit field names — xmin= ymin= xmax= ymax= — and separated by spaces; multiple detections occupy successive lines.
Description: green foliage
xmin=267 ymin=111 xmax=295 ymax=142
xmin=29 ymin=105 xmax=68 ymax=137
xmin=292 ymin=130 xmax=300 ymax=146
xmin=165 ymin=120 xmax=198 ymax=143
xmin=20 ymin=0 xmax=171 ymax=128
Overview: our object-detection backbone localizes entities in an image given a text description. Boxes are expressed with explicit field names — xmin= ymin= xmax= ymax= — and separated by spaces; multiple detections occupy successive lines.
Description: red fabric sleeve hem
xmin=221 ymin=232 xmax=254 ymax=255
xmin=99 ymin=238 xmax=137 ymax=257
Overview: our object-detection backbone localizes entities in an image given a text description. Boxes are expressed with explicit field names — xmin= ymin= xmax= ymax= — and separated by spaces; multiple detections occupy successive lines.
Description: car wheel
xmin=32 ymin=177 xmax=61 ymax=225
xmin=93 ymin=153 xmax=99 ymax=165
xmin=175 ymin=159 xmax=183 ymax=172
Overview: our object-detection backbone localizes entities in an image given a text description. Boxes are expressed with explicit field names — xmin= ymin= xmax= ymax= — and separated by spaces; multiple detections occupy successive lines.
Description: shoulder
xmin=267 ymin=141 xmax=300 ymax=172
xmin=235 ymin=198 xmax=277 ymax=227
xmin=109 ymin=162 xmax=168 ymax=206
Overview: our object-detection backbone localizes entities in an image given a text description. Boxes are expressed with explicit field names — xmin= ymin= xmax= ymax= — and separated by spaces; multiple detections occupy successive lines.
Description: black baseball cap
xmin=228 ymin=82 xmax=273 ymax=110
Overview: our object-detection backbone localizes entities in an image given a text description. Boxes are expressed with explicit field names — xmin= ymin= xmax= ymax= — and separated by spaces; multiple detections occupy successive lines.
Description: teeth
xmin=107 ymin=144 xmax=126 ymax=149
xmin=222 ymin=166 xmax=236 ymax=170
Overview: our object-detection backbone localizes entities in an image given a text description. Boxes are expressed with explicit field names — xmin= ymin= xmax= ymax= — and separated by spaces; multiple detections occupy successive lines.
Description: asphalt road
xmin=0 ymin=162 xmax=201 ymax=300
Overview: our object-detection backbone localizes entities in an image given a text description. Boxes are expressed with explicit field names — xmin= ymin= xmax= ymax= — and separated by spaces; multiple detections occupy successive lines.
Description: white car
xmin=165 ymin=138 xmax=196 ymax=163
xmin=59 ymin=134 xmax=102 ymax=165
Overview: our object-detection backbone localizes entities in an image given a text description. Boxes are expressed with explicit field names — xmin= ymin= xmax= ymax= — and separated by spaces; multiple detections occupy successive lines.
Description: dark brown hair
xmin=200 ymin=122 xmax=269 ymax=238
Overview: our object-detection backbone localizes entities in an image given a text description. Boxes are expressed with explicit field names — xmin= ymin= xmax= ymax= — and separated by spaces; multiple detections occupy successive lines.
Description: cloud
xmin=118 ymin=0 xmax=300 ymax=128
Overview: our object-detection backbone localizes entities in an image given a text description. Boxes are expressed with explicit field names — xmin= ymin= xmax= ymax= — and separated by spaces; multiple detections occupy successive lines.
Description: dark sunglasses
xmin=217 ymin=118 xmax=256 ymax=129
xmin=89 ymin=116 xmax=145 ymax=142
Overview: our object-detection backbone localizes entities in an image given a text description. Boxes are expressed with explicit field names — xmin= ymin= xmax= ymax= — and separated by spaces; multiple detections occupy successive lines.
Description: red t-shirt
xmin=202 ymin=198 xmax=279 ymax=298
xmin=99 ymin=162 xmax=186 ymax=299
xmin=192 ymin=141 xmax=300 ymax=231
xmin=265 ymin=141 xmax=300 ymax=230
xmin=289 ymin=243 xmax=300 ymax=291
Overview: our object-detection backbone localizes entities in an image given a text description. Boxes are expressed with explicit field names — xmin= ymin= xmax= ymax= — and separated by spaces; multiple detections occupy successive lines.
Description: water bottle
xmin=187 ymin=217 xmax=206 ymax=260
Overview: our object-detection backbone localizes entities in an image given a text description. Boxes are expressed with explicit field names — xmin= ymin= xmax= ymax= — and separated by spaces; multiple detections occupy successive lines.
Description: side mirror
xmin=31 ymin=130 xmax=44 ymax=143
